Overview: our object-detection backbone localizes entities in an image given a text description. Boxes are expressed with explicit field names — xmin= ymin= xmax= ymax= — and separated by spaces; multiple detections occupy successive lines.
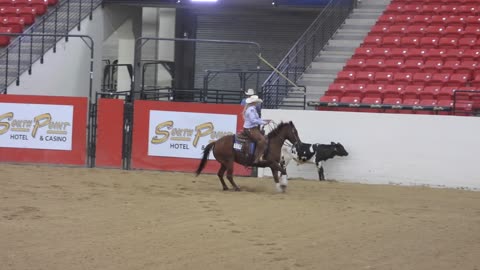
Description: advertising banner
xmin=148 ymin=110 xmax=237 ymax=159
xmin=0 ymin=103 xmax=74 ymax=151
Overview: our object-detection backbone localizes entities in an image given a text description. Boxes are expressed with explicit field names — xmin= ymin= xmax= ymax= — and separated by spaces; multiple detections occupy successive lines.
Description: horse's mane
xmin=267 ymin=121 xmax=293 ymax=139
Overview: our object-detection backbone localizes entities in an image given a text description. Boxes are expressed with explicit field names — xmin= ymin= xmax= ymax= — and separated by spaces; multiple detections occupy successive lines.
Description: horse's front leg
xmin=270 ymin=162 xmax=287 ymax=193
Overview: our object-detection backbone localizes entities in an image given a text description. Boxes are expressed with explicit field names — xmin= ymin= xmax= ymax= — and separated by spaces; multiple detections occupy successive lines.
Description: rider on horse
xmin=243 ymin=95 xmax=271 ymax=164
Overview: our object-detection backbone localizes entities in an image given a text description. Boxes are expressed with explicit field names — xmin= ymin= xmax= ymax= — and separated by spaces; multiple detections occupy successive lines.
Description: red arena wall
xmin=131 ymin=100 xmax=252 ymax=176
xmin=0 ymin=94 xmax=88 ymax=166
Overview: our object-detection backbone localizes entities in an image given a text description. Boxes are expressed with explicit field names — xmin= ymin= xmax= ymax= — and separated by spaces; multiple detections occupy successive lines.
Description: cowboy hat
xmin=244 ymin=88 xmax=255 ymax=96
xmin=246 ymin=95 xmax=263 ymax=104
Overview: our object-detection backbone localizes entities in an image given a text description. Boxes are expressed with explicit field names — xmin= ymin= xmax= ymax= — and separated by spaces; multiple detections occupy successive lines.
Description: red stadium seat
xmin=403 ymin=85 xmax=424 ymax=99
xmin=430 ymin=15 xmax=448 ymax=26
xmin=390 ymin=48 xmax=409 ymax=60
xmin=364 ymin=59 xmax=385 ymax=72
xmin=360 ymin=97 xmax=382 ymax=113
xmin=423 ymin=59 xmax=444 ymax=73
xmin=444 ymin=48 xmax=465 ymax=61
xmin=384 ymin=85 xmax=404 ymax=99
xmin=404 ymin=4 xmax=422 ymax=14
xmin=0 ymin=16 xmax=24 ymax=33
xmin=425 ymin=48 xmax=447 ymax=61
xmin=438 ymin=5 xmax=459 ymax=15
xmin=456 ymin=60 xmax=478 ymax=75
xmin=369 ymin=25 xmax=389 ymax=36
xmin=420 ymin=37 xmax=440 ymax=48
xmin=465 ymin=15 xmax=480 ymax=26
xmin=412 ymin=73 xmax=433 ymax=85
xmin=338 ymin=96 xmax=361 ymax=112
xmin=383 ymin=36 xmax=402 ymax=48
xmin=362 ymin=36 xmax=382 ymax=47
xmin=360 ymin=96 xmax=382 ymax=104
xmin=13 ymin=0 xmax=47 ymax=15
xmin=437 ymin=86 xmax=457 ymax=100
xmin=442 ymin=60 xmax=461 ymax=73
xmin=352 ymin=47 xmax=373 ymax=59
xmin=335 ymin=71 xmax=356 ymax=83
xmin=457 ymin=5 xmax=478 ymax=16
xmin=363 ymin=84 xmax=385 ymax=98
xmin=471 ymin=74 xmax=480 ymax=88
xmin=412 ymin=15 xmax=432 ymax=25
xmin=387 ymin=25 xmax=407 ymax=36
xmin=444 ymin=25 xmax=464 ymax=38
xmin=396 ymin=14 xmax=415 ymax=24
xmin=446 ymin=73 xmax=470 ymax=86
xmin=446 ymin=15 xmax=467 ymax=27
xmin=383 ymin=98 xmax=403 ymax=113
xmin=345 ymin=84 xmax=366 ymax=97
xmin=417 ymin=99 xmax=438 ymax=114
xmin=385 ymin=3 xmax=405 ymax=15
xmin=405 ymin=48 xmax=427 ymax=60
xmin=371 ymin=48 xmax=391 ymax=59
xmin=461 ymin=49 xmax=480 ymax=61
xmin=344 ymin=58 xmax=366 ymax=71
xmin=458 ymin=37 xmax=476 ymax=49
xmin=393 ymin=72 xmax=414 ymax=85
xmin=463 ymin=25 xmax=480 ymax=38
xmin=420 ymin=86 xmax=441 ymax=100
xmin=400 ymin=36 xmax=419 ymax=48
xmin=424 ymin=25 xmax=445 ymax=37
xmin=438 ymin=37 xmax=458 ymax=49
xmin=374 ymin=72 xmax=394 ymax=85
xmin=378 ymin=14 xmax=396 ymax=25
xmin=320 ymin=95 xmax=341 ymax=103
xmin=0 ymin=25 xmax=11 ymax=46
xmin=422 ymin=5 xmax=441 ymax=16
xmin=406 ymin=24 xmax=426 ymax=37
xmin=429 ymin=73 xmax=450 ymax=86
xmin=400 ymin=98 xmax=420 ymax=114
xmin=403 ymin=59 xmax=424 ymax=73
xmin=318 ymin=95 xmax=340 ymax=111
xmin=325 ymin=83 xmax=347 ymax=98
xmin=384 ymin=59 xmax=404 ymax=72
xmin=355 ymin=71 xmax=375 ymax=84
xmin=0 ymin=0 xmax=14 ymax=6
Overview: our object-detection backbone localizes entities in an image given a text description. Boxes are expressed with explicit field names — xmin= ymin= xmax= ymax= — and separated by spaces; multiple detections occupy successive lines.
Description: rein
xmin=263 ymin=121 xmax=300 ymax=149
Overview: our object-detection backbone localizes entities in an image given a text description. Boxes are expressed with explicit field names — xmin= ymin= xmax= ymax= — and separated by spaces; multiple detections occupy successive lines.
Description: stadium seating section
xmin=0 ymin=0 xmax=58 ymax=46
xmin=322 ymin=0 xmax=480 ymax=115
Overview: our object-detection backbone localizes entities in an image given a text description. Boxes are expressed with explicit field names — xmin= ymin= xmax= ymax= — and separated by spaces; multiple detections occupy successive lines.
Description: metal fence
xmin=261 ymin=0 xmax=356 ymax=108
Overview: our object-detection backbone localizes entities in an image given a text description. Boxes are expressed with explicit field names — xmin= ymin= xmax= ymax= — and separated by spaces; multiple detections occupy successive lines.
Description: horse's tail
xmin=195 ymin=142 xmax=215 ymax=176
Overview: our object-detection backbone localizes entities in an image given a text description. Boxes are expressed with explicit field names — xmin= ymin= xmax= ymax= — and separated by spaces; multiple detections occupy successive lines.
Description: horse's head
xmin=331 ymin=142 xmax=349 ymax=156
xmin=267 ymin=121 xmax=301 ymax=147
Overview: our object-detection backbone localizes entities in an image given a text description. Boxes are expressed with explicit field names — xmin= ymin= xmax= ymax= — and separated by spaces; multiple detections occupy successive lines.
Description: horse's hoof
xmin=280 ymin=185 xmax=287 ymax=193
xmin=222 ymin=187 xmax=229 ymax=191
xmin=234 ymin=188 xmax=241 ymax=192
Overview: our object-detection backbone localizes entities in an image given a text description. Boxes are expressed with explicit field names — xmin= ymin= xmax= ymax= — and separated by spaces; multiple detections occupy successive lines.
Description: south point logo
xmin=151 ymin=121 xmax=233 ymax=150
xmin=0 ymin=112 xmax=71 ymax=142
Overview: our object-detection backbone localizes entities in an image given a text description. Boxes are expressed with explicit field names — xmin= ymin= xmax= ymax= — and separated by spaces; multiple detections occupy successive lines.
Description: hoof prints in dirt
xmin=1 ymin=206 xmax=43 ymax=220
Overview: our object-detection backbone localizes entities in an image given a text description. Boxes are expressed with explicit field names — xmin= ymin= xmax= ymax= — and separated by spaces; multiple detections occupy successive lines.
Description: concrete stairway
xmin=284 ymin=0 xmax=391 ymax=109
xmin=0 ymin=0 xmax=102 ymax=93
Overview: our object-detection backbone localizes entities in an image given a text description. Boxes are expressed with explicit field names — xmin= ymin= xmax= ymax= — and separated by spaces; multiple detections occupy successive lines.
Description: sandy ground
xmin=1 ymin=164 xmax=479 ymax=270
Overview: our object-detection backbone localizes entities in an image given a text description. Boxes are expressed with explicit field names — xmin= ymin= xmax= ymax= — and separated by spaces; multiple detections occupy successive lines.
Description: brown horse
xmin=195 ymin=121 xmax=301 ymax=192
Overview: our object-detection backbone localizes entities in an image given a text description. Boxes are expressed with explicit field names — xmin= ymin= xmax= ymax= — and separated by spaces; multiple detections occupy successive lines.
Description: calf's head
xmin=331 ymin=142 xmax=348 ymax=157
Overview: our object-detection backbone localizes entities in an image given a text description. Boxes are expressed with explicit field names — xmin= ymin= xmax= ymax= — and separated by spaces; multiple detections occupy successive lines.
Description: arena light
xmin=191 ymin=0 xmax=218 ymax=2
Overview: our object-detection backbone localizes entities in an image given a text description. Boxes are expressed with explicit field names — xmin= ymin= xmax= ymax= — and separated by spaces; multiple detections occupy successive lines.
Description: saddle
xmin=233 ymin=129 xmax=268 ymax=163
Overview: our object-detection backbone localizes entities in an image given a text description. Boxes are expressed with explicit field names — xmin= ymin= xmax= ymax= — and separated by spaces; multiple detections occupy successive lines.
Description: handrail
xmin=261 ymin=0 xmax=355 ymax=108
xmin=0 ymin=0 xmax=102 ymax=93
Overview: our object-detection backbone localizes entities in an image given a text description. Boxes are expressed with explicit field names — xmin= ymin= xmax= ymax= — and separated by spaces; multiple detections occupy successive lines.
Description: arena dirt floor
xmin=1 ymin=164 xmax=479 ymax=270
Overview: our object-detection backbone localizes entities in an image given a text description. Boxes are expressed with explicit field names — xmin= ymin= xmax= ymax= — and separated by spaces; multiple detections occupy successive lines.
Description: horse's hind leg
xmin=217 ymin=164 xmax=229 ymax=191
xmin=225 ymin=161 xmax=240 ymax=191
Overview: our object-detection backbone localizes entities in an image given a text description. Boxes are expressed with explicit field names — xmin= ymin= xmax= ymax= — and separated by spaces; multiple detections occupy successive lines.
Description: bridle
xmin=264 ymin=121 xmax=301 ymax=149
